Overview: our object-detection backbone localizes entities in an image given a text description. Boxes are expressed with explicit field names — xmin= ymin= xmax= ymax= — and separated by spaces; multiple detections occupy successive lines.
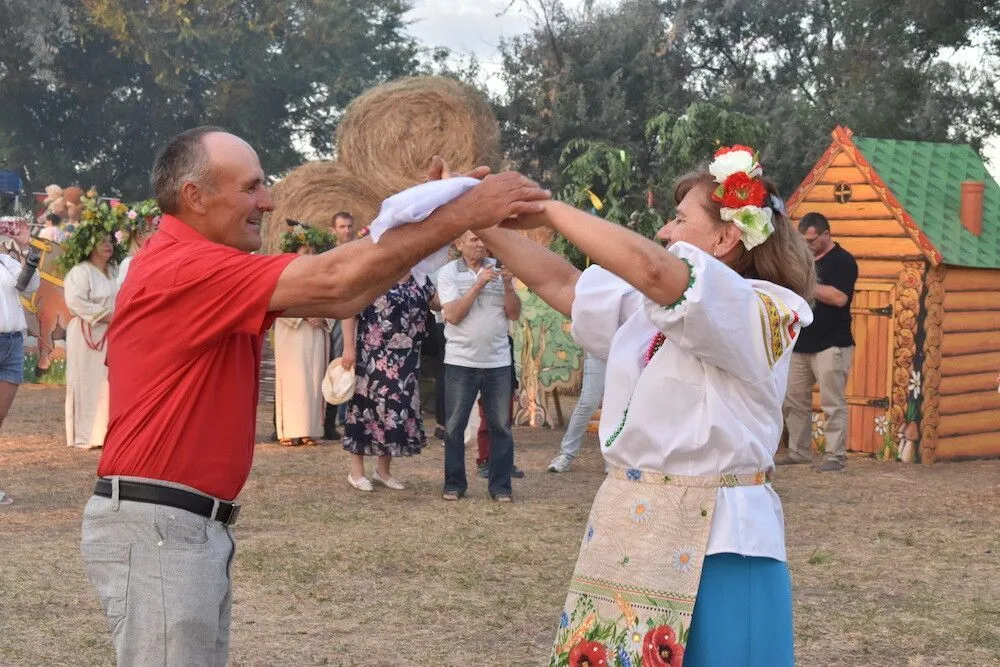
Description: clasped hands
xmin=425 ymin=156 xmax=551 ymax=233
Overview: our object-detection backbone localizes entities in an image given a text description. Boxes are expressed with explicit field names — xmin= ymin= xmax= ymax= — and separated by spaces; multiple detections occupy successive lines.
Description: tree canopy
xmin=496 ymin=0 xmax=1000 ymax=210
xmin=0 ymin=0 xmax=421 ymax=197
xmin=1 ymin=0 xmax=998 ymax=212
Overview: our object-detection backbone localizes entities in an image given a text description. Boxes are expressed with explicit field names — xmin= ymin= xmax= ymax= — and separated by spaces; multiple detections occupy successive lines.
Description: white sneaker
xmin=372 ymin=470 xmax=406 ymax=490
xmin=548 ymin=453 xmax=573 ymax=473
xmin=347 ymin=474 xmax=374 ymax=492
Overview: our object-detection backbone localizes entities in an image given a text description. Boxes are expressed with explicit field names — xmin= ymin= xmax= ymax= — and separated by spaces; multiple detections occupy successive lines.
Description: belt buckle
xmin=225 ymin=503 xmax=241 ymax=526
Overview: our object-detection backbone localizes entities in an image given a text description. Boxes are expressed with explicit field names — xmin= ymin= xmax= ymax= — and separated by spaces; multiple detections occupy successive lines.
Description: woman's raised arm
xmin=535 ymin=202 xmax=691 ymax=308
xmin=474 ymin=225 xmax=579 ymax=317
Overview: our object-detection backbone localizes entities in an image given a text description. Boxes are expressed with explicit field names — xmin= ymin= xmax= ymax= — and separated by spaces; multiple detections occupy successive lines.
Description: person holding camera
xmin=437 ymin=231 xmax=522 ymax=502
xmin=0 ymin=219 xmax=42 ymax=506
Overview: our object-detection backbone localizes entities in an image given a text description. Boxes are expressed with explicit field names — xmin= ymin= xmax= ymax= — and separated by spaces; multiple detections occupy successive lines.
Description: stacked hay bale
xmin=265 ymin=76 xmax=501 ymax=252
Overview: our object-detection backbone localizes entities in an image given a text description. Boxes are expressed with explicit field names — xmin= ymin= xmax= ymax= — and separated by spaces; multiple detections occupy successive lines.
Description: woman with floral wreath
xmin=273 ymin=221 xmax=336 ymax=447
xmin=115 ymin=199 xmax=161 ymax=289
xmin=468 ymin=146 xmax=815 ymax=665
xmin=60 ymin=197 xmax=127 ymax=449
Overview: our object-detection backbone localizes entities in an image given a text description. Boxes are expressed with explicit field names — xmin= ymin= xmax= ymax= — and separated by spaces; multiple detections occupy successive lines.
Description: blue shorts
xmin=0 ymin=331 xmax=25 ymax=385
xmin=685 ymin=553 xmax=795 ymax=666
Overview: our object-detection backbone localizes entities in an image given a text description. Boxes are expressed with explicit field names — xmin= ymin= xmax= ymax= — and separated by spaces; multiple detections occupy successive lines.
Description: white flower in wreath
xmin=709 ymin=149 xmax=758 ymax=183
xmin=811 ymin=412 xmax=825 ymax=438
xmin=874 ymin=415 xmax=889 ymax=436
xmin=908 ymin=370 xmax=922 ymax=399
xmin=630 ymin=498 xmax=653 ymax=523
xmin=673 ymin=546 xmax=698 ymax=574
xmin=721 ymin=205 xmax=774 ymax=251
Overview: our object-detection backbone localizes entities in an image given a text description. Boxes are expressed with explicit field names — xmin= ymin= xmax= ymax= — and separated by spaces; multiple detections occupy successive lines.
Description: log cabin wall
xmin=928 ymin=265 xmax=1000 ymax=461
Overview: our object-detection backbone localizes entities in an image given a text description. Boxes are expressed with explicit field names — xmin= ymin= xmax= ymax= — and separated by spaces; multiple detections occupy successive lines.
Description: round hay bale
xmin=336 ymin=76 xmax=501 ymax=202
xmin=264 ymin=161 xmax=379 ymax=253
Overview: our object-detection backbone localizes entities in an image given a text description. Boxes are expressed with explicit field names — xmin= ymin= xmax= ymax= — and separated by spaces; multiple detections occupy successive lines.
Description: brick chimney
xmin=960 ymin=181 xmax=984 ymax=236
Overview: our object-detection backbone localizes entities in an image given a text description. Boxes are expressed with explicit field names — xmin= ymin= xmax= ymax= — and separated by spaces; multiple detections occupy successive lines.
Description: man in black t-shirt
xmin=780 ymin=212 xmax=859 ymax=471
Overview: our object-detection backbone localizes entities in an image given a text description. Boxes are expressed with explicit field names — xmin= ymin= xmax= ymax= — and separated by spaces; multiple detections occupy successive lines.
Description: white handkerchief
xmin=369 ymin=177 xmax=480 ymax=284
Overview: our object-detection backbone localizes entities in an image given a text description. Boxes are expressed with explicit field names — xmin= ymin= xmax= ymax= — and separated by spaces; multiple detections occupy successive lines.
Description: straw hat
xmin=322 ymin=358 xmax=356 ymax=405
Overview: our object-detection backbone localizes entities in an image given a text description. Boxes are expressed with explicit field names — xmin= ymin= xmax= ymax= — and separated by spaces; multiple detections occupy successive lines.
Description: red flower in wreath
xmin=642 ymin=625 xmax=685 ymax=667
xmin=716 ymin=171 xmax=766 ymax=208
xmin=569 ymin=640 xmax=610 ymax=666
xmin=714 ymin=144 xmax=756 ymax=158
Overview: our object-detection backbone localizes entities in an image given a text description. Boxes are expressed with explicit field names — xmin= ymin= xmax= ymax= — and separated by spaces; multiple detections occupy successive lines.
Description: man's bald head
xmin=151 ymin=126 xmax=228 ymax=214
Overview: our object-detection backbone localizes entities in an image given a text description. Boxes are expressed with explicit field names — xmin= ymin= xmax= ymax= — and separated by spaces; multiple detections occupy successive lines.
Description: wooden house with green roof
xmin=787 ymin=126 xmax=1000 ymax=463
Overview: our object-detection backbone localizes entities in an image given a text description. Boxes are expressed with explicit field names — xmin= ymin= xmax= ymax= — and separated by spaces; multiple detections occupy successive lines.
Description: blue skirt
xmin=684 ymin=553 xmax=795 ymax=666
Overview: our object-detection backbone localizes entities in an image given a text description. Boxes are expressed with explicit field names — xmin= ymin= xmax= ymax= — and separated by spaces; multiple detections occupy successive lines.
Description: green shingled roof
xmin=852 ymin=137 xmax=1000 ymax=268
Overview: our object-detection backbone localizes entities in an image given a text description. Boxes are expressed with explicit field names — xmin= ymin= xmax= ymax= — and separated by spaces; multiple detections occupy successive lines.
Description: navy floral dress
xmin=343 ymin=276 xmax=434 ymax=457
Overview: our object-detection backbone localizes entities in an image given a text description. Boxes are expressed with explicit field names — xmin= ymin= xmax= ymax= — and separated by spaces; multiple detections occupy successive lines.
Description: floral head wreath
xmin=114 ymin=199 xmax=161 ymax=250
xmin=708 ymin=145 xmax=777 ymax=251
xmin=57 ymin=196 xmax=129 ymax=273
xmin=280 ymin=219 xmax=335 ymax=254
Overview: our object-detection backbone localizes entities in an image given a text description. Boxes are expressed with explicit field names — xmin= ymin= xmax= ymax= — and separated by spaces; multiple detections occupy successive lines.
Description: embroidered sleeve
xmin=642 ymin=241 xmax=809 ymax=384
xmin=570 ymin=265 xmax=643 ymax=361
xmin=754 ymin=289 xmax=799 ymax=370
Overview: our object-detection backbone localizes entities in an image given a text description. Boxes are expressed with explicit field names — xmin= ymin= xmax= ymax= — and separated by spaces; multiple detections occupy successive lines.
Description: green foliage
xmin=57 ymin=196 xmax=128 ymax=273
xmin=498 ymin=0 xmax=1000 ymax=197
xmin=551 ymin=138 xmax=661 ymax=268
xmin=0 ymin=0 xmax=422 ymax=197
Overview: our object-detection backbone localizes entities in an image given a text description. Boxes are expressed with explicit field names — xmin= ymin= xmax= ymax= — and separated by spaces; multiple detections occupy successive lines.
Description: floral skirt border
xmin=549 ymin=468 xmax=769 ymax=667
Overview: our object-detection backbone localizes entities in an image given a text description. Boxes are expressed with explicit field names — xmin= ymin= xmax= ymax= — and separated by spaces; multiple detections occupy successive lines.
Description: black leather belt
xmin=94 ymin=478 xmax=241 ymax=526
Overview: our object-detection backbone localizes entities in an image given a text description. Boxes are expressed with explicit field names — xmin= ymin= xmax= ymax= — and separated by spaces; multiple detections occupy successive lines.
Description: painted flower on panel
xmin=908 ymin=370 xmax=922 ymax=399
xmin=874 ymin=415 xmax=889 ymax=435
xmin=811 ymin=412 xmax=825 ymax=438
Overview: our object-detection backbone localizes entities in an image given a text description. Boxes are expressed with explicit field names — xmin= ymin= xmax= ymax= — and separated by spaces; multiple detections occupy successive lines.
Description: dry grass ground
xmin=1 ymin=384 xmax=999 ymax=666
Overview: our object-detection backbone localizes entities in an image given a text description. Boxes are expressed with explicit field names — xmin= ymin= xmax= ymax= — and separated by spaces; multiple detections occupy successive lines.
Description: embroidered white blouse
xmin=571 ymin=241 xmax=813 ymax=561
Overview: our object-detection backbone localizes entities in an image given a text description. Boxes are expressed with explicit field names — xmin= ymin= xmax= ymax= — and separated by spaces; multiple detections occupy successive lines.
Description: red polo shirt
xmin=97 ymin=215 xmax=296 ymax=500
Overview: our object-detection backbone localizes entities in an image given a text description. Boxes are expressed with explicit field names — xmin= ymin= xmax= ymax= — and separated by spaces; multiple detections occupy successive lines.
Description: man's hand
xmin=475 ymin=267 xmax=498 ymax=289
xmin=427 ymin=155 xmax=549 ymax=229
xmin=500 ymin=267 xmax=514 ymax=285
xmin=305 ymin=317 xmax=325 ymax=328
xmin=426 ymin=155 xmax=491 ymax=182
xmin=458 ymin=172 xmax=550 ymax=231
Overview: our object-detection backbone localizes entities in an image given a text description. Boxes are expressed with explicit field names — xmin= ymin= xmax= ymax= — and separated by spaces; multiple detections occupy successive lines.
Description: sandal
xmin=300 ymin=437 xmax=318 ymax=447
xmin=442 ymin=491 xmax=463 ymax=501
xmin=491 ymin=494 xmax=513 ymax=503
xmin=279 ymin=438 xmax=298 ymax=447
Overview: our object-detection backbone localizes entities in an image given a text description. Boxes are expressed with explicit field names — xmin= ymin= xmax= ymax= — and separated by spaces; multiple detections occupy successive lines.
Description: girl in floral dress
xmin=475 ymin=146 xmax=815 ymax=666
xmin=340 ymin=275 xmax=434 ymax=491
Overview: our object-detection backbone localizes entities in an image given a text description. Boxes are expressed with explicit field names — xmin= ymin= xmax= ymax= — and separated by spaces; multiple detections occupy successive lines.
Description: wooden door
xmin=846 ymin=282 xmax=896 ymax=452
xmin=812 ymin=280 xmax=895 ymax=453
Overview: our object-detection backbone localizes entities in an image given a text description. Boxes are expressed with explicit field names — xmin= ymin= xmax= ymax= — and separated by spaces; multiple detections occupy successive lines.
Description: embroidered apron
xmin=548 ymin=466 xmax=771 ymax=667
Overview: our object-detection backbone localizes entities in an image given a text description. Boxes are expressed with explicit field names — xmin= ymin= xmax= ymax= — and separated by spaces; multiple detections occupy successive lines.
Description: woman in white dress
xmin=273 ymin=223 xmax=334 ymax=447
xmin=474 ymin=146 xmax=815 ymax=666
xmin=63 ymin=234 xmax=118 ymax=449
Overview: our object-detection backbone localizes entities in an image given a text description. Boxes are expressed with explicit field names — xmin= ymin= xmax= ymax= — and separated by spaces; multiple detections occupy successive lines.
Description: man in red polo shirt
xmin=80 ymin=126 xmax=549 ymax=665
